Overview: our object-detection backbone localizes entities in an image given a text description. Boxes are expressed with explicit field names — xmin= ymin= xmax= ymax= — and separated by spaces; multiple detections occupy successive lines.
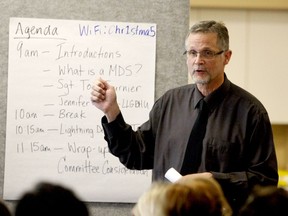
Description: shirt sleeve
xmin=101 ymin=112 xmax=155 ymax=170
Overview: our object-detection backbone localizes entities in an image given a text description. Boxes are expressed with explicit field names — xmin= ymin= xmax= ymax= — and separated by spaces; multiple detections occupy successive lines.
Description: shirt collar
xmin=193 ymin=73 xmax=231 ymax=110
xmin=206 ymin=73 xmax=231 ymax=110
xmin=193 ymin=86 xmax=204 ymax=109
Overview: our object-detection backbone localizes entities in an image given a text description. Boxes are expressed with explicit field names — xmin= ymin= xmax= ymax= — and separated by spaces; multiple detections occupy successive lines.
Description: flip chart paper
xmin=4 ymin=17 xmax=156 ymax=202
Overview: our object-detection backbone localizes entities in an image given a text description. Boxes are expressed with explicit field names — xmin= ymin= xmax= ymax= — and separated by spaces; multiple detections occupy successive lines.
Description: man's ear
xmin=224 ymin=50 xmax=232 ymax=65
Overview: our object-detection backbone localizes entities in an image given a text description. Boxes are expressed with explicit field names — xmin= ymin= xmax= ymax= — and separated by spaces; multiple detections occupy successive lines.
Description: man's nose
xmin=194 ymin=54 xmax=205 ymax=64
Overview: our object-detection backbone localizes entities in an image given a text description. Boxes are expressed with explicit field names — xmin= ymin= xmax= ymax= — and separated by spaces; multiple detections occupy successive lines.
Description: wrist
xmin=105 ymin=104 xmax=120 ymax=122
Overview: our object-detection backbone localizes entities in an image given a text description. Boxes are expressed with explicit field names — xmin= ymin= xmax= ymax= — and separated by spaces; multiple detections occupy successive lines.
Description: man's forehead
xmin=186 ymin=32 xmax=218 ymax=48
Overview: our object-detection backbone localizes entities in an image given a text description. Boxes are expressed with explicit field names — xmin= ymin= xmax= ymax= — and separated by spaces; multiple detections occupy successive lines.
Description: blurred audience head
xmin=177 ymin=176 xmax=232 ymax=216
xmin=14 ymin=182 xmax=89 ymax=216
xmin=238 ymin=185 xmax=288 ymax=216
xmin=132 ymin=176 xmax=232 ymax=216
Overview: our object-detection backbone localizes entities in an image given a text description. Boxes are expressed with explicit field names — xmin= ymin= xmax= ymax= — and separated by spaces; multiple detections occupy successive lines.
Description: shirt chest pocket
xmin=203 ymin=137 xmax=243 ymax=171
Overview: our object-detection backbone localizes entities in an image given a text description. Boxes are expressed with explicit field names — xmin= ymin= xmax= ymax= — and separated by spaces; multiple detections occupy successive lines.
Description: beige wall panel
xmin=190 ymin=0 xmax=288 ymax=10
xmin=247 ymin=11 xmax=288 ymax=124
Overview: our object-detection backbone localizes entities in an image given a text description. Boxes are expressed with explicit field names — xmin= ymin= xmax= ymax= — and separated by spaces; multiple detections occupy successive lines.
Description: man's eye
xmin=189 ymin=50 xmax=197 ymax=56
xmin=203 ymin=50 xmax=213 ymax=57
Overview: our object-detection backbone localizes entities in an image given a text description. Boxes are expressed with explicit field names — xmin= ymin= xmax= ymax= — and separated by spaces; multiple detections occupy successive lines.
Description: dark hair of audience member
xmin=14 ymin=182 xmax=89 ymax=216
xmin=238 ymin=185 xmax=288 ymax=216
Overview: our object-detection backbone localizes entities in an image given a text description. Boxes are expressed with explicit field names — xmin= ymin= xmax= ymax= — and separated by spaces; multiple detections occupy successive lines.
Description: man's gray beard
xmin=192 ymin=76 xmax=209 ymax=85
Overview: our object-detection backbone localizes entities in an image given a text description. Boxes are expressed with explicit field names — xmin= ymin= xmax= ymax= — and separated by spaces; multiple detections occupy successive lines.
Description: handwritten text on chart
xmin=13 ymin=21 xmax=156 ymax=39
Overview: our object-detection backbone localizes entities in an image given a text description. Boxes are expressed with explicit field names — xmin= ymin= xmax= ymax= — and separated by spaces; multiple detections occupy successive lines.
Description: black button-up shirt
xmin=102 ymin=74 xmax=278 ymax=213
